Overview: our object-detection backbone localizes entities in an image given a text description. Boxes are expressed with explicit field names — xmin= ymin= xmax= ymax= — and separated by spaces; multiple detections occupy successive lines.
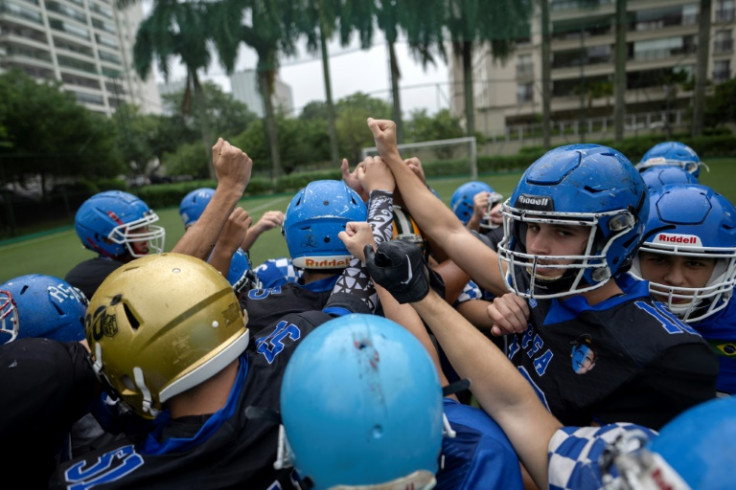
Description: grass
xmin=1 ymin=158 xmax=734 ymax=284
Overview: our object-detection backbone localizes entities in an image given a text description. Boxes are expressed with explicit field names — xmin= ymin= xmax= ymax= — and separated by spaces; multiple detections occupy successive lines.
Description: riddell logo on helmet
xmin=653 ymin=233 xmax=702 ymax=246
xmin=304 ymin=257 xmax=351 ymax=268
xmin=516 ymin=194 xmax=554 ymax=211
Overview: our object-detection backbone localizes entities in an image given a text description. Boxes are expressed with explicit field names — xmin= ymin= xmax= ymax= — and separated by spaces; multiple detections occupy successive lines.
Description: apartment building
xmin=451 ymin=0 xmax=736 ymax=140
xmin=0 ymin=0 xmax=161 ymax=115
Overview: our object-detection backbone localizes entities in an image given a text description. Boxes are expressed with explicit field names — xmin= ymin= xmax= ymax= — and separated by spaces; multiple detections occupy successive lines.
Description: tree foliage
xmin=0 ymin=69 xmax=122 ymax=195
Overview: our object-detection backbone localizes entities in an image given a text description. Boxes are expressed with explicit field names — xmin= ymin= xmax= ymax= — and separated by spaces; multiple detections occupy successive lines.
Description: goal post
xmin=361 ymin=136 xmax=478 ymax=180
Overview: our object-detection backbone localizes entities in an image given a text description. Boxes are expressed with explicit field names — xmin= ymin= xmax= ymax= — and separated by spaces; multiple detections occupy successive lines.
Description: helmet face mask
xmin=108 ymin=211 xmax=165 ymax=257
xmin=497 ymin=144 xmax=647 ymax=299
xmin=630 ymin=184 xmax=736 ymax=323
xmin=0 ymin=291 xmax=19 ymax=344
xmin=499 ymin=204 xmax=637 ymax=298
xmin=392 ymin=205 xmax=427 ymax=255
xmin=479 ymin=191 xmax=505 ymax=230
xmin=636 ymin=141 xmax=704 ymax=178
xmin=85 ymin=253 xmax=249 ymax=419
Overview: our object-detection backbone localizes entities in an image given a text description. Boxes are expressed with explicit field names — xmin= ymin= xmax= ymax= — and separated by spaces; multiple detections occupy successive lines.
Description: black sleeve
xmin=0 ymin=338 xmax=100 ymax=486
xmin=593 ymin=343 xmax=718 ymax=430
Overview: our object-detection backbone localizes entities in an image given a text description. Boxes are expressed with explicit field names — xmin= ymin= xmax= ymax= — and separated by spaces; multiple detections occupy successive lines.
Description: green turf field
xmin=1 ymin=158 xmax=733 ymax=284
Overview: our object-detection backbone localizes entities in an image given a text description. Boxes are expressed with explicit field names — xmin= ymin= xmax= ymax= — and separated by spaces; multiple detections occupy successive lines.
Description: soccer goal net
xmin=361 ymin=136 xmax=478 ymax=180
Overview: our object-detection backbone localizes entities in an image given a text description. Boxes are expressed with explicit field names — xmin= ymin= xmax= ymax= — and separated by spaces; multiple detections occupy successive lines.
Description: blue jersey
xmin=436 ymin=398 xmax=523 ymax=490
xmin=692 ymin=296 xmax=736 ymax=394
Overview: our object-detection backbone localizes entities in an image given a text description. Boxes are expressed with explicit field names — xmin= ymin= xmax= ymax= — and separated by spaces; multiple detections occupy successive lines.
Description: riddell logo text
xmin=516 ymin=194 xmax=553 ymax=210
xmin=654 ymin=233 xmax=701 ymax=245
xmin=518 ymin=196 xmax=549 ymax=206
xmin=305 ymin=258 xmax=350 ymax=268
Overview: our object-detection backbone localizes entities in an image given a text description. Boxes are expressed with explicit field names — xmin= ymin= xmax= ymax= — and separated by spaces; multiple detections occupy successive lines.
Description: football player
xmin=366 ymin=117 xmax=717 ymax=430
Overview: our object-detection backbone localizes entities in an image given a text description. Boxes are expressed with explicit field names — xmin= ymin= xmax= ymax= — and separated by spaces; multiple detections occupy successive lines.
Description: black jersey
xmin=0 ymin=338 xmax=99 ymax=489
xmin=50 ymin=310 xmax=333 ymax=490
xmin=239 ymin=277 xmax=336 ymax=338
xmin=65 ymin=256 xmax=126 ymax=300
xmin=507 ymin=274 xmax=718 ymax=429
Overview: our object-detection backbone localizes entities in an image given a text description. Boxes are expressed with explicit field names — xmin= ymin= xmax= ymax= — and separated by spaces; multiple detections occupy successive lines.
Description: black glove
xmin=364 ymin=240 xmax=431 ymax=304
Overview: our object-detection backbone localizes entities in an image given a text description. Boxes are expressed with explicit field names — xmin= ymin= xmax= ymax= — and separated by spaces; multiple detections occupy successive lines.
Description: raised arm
xmin=208 ymin=207 xmax=252 ymax=277
xmin=172 ymin=138 xmax=252 ymax=259
xmin=366 ymin=118 xmax=506 ymax=296
xmin=363 ymin=239 xmax=562 ymax=489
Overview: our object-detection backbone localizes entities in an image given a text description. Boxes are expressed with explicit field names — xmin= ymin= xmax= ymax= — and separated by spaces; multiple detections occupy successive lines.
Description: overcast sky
xmin=157 ymin=34 xmax=452 ymax=117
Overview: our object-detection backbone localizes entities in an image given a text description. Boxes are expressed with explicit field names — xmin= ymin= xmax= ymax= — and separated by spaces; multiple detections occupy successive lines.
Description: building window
xmin=714 ymin=29 xmax=733 ymax=53
xmin=517 ymin=82 xmax=534 ymax=103
xmin=516 ymin=54 xmax=534 ymax=78
xmin=713 ymin=60 xmax=731 ymax=82
xmin=716 ymin=0 xmax=735 ymax=23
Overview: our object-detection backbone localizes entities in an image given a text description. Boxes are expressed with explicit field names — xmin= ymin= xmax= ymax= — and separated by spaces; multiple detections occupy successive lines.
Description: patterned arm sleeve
xmin=366 ymin=190 xmax=394 ymax=246
xmin=324 ymin=190 xmax=394 ymax=316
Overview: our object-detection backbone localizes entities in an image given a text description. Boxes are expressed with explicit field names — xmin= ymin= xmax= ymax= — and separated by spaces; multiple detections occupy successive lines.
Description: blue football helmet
xmin=640 ymin=165 xmax=698 ymax=195
xmin=179 ymin=187 xmax=215 ymax=228
xmin=498 ymin=144 xmax=649 ymax=299
xmin=253 ymin=257 xmax=302 ymax=289
xmin=75 ymin=190 xmax=165 ymax=258
xmin=630 ymin=184 xmax=736 ymax=323
xmin=279 ymin=313 xmax=444 ymax=489
xmin=606 ymin=396 xmax=736 ymax=489
xmin=636 ymin=141 xmax=704 ymax=178
xmin=0 ymin=274 xmax=87 ymax=345
xmin=450 ymin=181 xmax=499 ymax=225
xmin=283 ymin=180 xmax=367 ymax=269
xmin=226 ymin=248 xmax=257 ymax=294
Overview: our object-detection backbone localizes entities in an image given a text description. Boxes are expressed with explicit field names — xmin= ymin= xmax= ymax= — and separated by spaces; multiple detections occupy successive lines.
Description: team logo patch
xmin=570 ymin=334 xmax=596 ymax=375
xmin=86 ymin=304 xmax=119 ymax=341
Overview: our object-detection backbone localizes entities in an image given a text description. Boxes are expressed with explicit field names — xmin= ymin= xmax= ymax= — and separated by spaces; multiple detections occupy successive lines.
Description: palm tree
xmin=540 ymin=0 xmax=551 ymax=149
xmin=613 ymin=0 xmax=627 ymax=144
xmin=693 ymin=0 xmax=712 ymax=137
xmin=209 ymin=0 xmax=302 ymax=180
xmin=445 ymin=0 xmax=532 ymax=138
xmin=126 ymin=0 xmax=215 ymax=176
xmin=299 ymin=0 xmax=374 ymax=167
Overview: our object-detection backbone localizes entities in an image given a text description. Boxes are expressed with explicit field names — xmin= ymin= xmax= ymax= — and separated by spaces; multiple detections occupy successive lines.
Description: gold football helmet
xmin=85 ymin=253 xmax=249 ymax=419
xmin=392 ymin=205 xmax=426 ymax=249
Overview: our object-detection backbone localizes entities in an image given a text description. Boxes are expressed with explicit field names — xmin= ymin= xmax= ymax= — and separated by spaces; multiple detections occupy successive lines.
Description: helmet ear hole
xmin=120 ymin=374 xmax=136 ymax=392
xmin=123 ymin=303 xmax=141 ymax=330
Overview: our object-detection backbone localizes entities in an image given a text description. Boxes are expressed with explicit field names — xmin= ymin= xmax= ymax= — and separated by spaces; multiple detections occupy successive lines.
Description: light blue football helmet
xmin=75 ymin=190 xmax=165 ymax=258
xmin=630 ymin=184 xmax=736 ymax=323
xmin=279 ymin=314 xmax=444 ymax=489
xmin=498 ymin=144 xmax=649 ymax=298
xmin=636 ymin=141 xmax=704 ymax=178
xmin=640 ymin=165 xmax=698 ymax=195
xmin=283 ymin=180 xmax=367 ymax=269
xmin=608 ymin=396 xmax=736 ymax=489
xmin=0 ymin=274 xmax=87 ymax=345
xmin=179 ymin=187 xmax=215 ymax=228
